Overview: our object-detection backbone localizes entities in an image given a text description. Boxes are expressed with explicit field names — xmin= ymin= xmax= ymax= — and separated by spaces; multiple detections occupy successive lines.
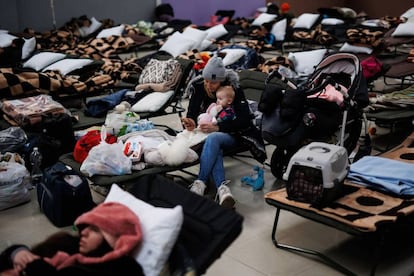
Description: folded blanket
xmin=348 ymin=155 xmax=414 ymax=195
xmin=1 ymin=94 xmax=67 ymax=126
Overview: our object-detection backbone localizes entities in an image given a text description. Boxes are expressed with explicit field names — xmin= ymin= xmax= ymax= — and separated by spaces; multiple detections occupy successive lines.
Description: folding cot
xmin=382 ymin=58 xmax=414 ymax=89
xmin=126 ymin=174 xmax=243 ymax=275
xmin=264 ymin=132 xmax=414 ymax=275
xmin=69 ymin=55 xmax=194 ymax=130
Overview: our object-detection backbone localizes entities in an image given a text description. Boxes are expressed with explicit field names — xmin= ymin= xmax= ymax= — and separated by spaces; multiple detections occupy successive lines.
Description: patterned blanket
xmin=0 ymin=67 xmax=114 ymax=98
xmin=265 ymin=181 xmax=414 ymax=232
xmin=0 ymin=16 xmax=151 ymax=99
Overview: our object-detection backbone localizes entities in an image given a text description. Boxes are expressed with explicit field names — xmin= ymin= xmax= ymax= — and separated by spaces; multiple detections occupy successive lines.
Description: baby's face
xmin=216 ymin=91 xmax=232 ymax=108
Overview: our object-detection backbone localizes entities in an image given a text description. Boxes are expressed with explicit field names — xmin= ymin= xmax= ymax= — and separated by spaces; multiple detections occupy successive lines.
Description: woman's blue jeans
xmin=198 ymin=132 xmax=238 ymax=188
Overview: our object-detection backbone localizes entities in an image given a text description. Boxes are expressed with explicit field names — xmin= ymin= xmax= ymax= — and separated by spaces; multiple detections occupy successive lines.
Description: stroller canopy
xmin=308 ymin=52 xmax=369 ymax=108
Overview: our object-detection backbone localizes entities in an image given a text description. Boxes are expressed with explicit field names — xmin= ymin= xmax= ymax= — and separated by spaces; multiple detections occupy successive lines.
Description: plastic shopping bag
xmin=80 ymin=126 xmax=132 ymax=177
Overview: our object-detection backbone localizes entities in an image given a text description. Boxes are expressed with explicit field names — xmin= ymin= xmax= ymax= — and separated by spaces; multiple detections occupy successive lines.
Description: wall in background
xmin=0 ymin=0 xmax=19 ymax=31
xmin=0 ymin=0 xmax=412 ymax=32
xmin=161 ymin=0 xmax=262 ymax=25
xmin=0 ymin=0 xmax=156 ymax=32
xmin=344 ymin=0 xmax=413 ymax=19
xmin=163 ymin=0 xmax=412 ymax=26
xmin=162 ymin=0 xmax=347 ymax=25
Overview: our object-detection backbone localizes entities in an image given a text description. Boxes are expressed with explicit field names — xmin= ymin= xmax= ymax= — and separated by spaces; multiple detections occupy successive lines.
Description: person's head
xmin=281 ymin=2 xmax=290 ymax=13
xmin=216 ymin=85 xmax=235 ymax=108
xmin=202 ymin=56 xmax=226 ymax=94
xmin=260 ymin=22 xmax=273 ymax=35
xmin=266 ymin=1 xmax=279 ymax=15
xmin=75 ymin=202 xmax=142 ymax=257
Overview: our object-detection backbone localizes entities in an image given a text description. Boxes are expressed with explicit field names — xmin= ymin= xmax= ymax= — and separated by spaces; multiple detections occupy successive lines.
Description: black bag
xmin=260 ymin=83 xmax=306 ymax=147
xmin=37 ymin=162 xmax=95 ymax=227
xmin=24 ymin=113 xmax=76 ymax=155
xmin=0 ymin=127 xmax=27 ymax=153
xmin=20 ymin=133 xmax=62 ymax=171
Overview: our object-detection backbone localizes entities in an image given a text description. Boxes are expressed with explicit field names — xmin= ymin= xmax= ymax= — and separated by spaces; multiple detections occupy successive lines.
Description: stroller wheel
xmin=270 ymin=148 xmax=287 ymax=179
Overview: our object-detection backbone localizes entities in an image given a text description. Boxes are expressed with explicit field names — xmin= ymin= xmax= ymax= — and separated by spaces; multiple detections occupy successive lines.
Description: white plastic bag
xmin=105 ymin=111 xmax=140 ymax=135
xmin=80 ymin=126 xmax=132 ymax=177
xmin=0 ymin=161 xmax=31 ymax=210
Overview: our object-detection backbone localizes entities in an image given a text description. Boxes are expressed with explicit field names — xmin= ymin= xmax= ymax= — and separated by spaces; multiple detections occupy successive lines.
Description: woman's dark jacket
xmin=186 ymin=76 xmax=267 ymax=163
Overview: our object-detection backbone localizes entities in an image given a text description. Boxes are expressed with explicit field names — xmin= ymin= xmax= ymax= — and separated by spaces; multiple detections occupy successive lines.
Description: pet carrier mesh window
xmin=286 ymin=165 xmax=324 ymax=204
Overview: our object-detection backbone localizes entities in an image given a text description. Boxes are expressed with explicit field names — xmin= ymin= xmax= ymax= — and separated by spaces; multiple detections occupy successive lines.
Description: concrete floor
xmin=1 ymin=98 xmax=414 ymax=275
xmin=1 ymin=52 xmax=414 ymax=275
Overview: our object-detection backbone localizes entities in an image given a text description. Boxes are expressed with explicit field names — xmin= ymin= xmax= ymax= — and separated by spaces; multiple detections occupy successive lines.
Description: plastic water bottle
xmin=30 ymin=147 xmax=43 ymax=186
xmin=278 ymin=66 xmax=297 ymax=79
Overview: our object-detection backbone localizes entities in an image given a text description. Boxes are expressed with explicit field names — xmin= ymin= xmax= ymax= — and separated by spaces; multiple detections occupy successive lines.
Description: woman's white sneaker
xmin=189 ymin=180 xmax=206 ymax=196
xmin=217 ymin=181 xmax=235 ymax=209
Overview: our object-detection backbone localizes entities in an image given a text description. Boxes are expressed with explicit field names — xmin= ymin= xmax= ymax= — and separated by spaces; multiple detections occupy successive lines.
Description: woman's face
xmin=204 ymin=79 xmax=221 ymax=94
xmin=79 ymin=225 xmax=105 ymax=255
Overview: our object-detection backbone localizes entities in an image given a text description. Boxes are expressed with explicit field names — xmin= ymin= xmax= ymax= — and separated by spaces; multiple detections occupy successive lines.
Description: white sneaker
xmin=189 ymin=180 xmax=206 ymax=196
xmin=217 ymin=181 xmax=235 ymax=209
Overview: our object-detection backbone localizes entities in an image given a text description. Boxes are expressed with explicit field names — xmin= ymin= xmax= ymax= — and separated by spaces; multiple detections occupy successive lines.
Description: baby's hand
xmin=13 ymin=249 xmax=39 ymax=272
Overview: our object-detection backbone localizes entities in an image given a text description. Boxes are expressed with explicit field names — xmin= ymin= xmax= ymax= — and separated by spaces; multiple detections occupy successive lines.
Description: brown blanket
xmin=265 ymin=182 xmax=414 ymax=232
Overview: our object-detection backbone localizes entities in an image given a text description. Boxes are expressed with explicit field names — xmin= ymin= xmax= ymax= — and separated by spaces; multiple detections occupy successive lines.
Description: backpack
xmin=37 ymin=162 xmax=95 ymax=227
xmin=22 ymin=113 xmax=76 ymax=169
xmin=73 ymin=130 xmax=117 ymax=163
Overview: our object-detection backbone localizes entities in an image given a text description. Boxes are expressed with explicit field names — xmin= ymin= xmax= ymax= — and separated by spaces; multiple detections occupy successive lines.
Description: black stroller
xmin=259 ymin=52 xmax=370 ymax=178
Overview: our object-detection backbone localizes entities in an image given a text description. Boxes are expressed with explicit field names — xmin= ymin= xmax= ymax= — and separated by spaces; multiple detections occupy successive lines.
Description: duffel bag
xmin=37 ymin=162 xmax=95 ymax=227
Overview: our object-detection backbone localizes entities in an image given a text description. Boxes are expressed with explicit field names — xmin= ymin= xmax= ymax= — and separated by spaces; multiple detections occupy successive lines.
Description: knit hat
xmin=281 ymin=2 xmax=290 ymax=13
xmin=202 ymin=56 xmax=226 ymax=82
xmin=47 ymin=202 xmax=142 ymax=269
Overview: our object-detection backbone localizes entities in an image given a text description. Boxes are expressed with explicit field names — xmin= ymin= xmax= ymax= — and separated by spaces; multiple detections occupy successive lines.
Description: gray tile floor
xmin=1 ymin=88 xmax=414 ymax=275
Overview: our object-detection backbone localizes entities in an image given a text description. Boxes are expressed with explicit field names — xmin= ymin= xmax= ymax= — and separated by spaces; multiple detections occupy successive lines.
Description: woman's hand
xmin=13 ymin=249 xmax=39 ymax=272
xmin=181 ymin=118 xmax=196 ymax=131
xmin=198 ymin=122 xmax=219 ymax=133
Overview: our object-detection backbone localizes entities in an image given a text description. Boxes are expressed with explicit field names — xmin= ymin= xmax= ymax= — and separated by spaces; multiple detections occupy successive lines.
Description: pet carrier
xmin=283 ymin=142 xmax=349 ymax=206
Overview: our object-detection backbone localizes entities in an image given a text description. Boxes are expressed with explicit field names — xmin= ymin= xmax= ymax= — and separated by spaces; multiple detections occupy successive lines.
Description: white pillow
xmin=79 ymin=17 xmax=102 ymax=37
xmin=220 ymin=48 xmax=247 ymax=66
xmin=391 ymin=22 xmax=414 ymax=37
xmin=321 ymin=18 xmax=345 ymax=25
xmin=21 ymin=37 xmax=36 ymax=60
xmin=251 ymin=13 xmax=277 ymax=26
xmin=361 ymin=19 xmax=382 ymax=28
xmin=159 ymin=31 xmax=196 ymax=57
xmin=293 ymin=13 xmax=320 ymax=29
xmin=0 ymin=33 xmax=17 ymax=48
xmin=339 ymin=42 xmax=373 ymax=54
xmin=182 ymin=27 xmax=207 ymax=51
xmin=271 ymin=18 xmax=287 ymax=41
xmin=23 ymin=52 xmax=66 ymax=71
xmin=42 ymin=58 xmax=93 ymax=76
xmin=205 ymin=24 xmax=228 ymax=40
xmin=401 ymin=7 xmax=414 ymax=21
xmin=199 ymin=39 xmax=213 ymax=51
xmin=288 ymin=49 xmax=327 ymax=75
xmin=105 ymin=184 xmax=184 ymax=276
xmin=131 ymin=90 xmax=174 ymax=112
xmin=96 ymin=24 xmax=125 ymax=38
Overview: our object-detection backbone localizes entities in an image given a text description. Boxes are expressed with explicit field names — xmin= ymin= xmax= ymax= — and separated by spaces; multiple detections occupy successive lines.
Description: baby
xmin=177 ymin=85 xmax=236 ymax=149
xmin=198 ymin=85 xmax=236 ymax=125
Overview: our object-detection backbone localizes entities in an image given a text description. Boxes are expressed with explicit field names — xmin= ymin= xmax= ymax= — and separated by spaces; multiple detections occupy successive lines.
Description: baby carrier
xmin=259 ymin=52 xmax=369 ymax=178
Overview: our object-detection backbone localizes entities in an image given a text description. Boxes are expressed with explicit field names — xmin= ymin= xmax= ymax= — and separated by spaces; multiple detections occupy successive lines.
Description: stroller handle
xmin=265 ymin=70 xmax=297 ymax=89
xmin=266 ymin=71 xmax=350 ymax=102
